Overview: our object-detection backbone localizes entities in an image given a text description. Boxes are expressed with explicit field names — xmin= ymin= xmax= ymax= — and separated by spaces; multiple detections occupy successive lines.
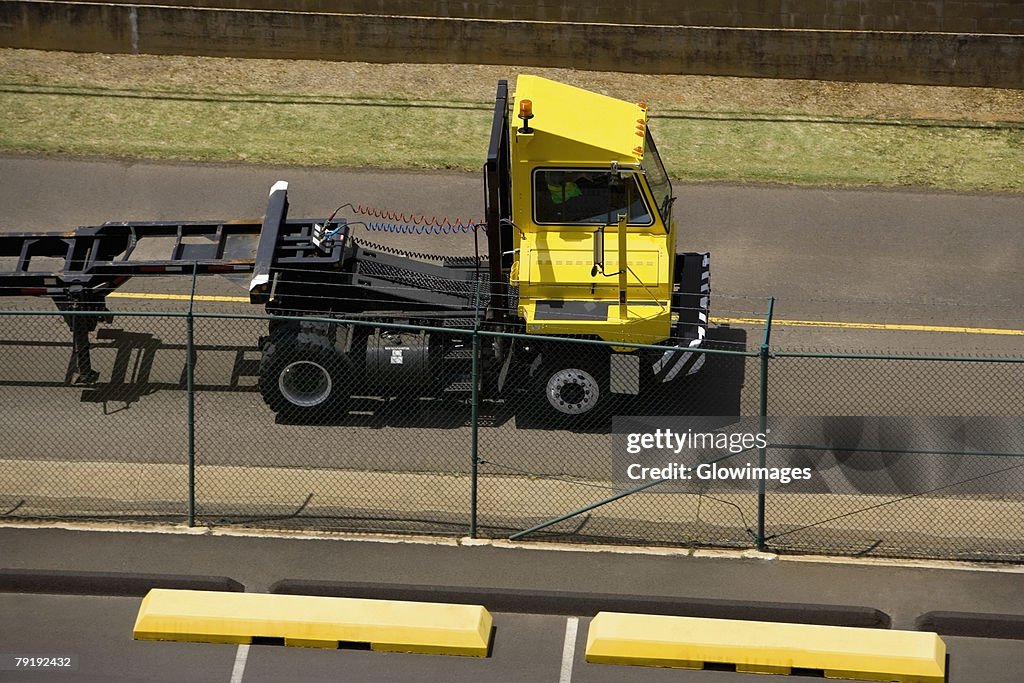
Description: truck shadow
xmin=511 ymin=326 xmax=751 ymax=434
xmin=0 ymin=329 xmax=260 ymax=415
xmin=0 ymin=329 xmax=503 ymax=429
xmin=279 ymin=396 xmax=489 ymax=430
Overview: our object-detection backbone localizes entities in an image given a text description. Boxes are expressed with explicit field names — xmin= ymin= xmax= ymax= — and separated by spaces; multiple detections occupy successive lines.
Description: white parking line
xmin=230 ymin=644 xmax=250 ymax=683
xmin=559 ymin=616 xmax=579 ymax=683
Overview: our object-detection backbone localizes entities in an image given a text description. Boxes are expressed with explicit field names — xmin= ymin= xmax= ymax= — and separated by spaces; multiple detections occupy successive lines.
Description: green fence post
xmin=469 ymin=278 xmax=483 ymax=538
xmin=470 ymin=328 xmax=480 ymax=538
xmin=186 ymin=264 xmax=197 ymax=527
xmin=756 ymin=296 xmax=775 ymax=551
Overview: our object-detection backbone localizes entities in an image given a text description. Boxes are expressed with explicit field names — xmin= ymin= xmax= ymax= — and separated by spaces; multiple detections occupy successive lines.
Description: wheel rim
xmin=279 ymin=360 xmax=333 ymax=408
xmin=545 ymin=368 xmax=600 ymax=415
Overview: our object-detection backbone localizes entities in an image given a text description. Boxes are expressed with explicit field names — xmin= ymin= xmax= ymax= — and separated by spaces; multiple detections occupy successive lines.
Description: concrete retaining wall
xmin=1 ymin=1 xmax=1022 ymax=88
xmin=112 ymin=0 xmax=1024 ymax=34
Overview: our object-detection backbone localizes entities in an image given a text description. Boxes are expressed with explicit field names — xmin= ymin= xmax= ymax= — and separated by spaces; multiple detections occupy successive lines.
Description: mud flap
xmin=652 ymin=252 xmax=709 ymax=383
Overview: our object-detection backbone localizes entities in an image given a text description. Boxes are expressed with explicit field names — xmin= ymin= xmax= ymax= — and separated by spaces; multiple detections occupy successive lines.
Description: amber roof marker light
xmin=518 ymin=99 xmax=534 ymax=134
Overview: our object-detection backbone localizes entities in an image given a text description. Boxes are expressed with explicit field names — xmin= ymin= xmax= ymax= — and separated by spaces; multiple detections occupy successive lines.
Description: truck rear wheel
xmin=259 ymin=330 xmax=351 ymax=422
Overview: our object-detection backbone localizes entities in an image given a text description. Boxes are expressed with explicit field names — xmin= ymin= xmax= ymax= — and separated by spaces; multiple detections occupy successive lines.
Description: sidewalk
xmin=2 ymin=458 xmax=1022 ymax=560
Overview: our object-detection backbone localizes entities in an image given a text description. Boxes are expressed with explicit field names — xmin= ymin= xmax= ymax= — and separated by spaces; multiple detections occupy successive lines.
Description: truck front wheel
xmin=544 ymin=366 xmax=602 ymax=416
xmin=259 ymin=330 xmax=351 ymax=422
xmin=526 ymin=348 xmax=609 ymax=426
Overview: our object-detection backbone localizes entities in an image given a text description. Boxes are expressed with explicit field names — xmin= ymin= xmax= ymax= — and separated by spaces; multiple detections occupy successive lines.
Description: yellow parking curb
xmin=585 ymin=612 xmax=945 ymax=682
xmin=132 ymin=588 xmax=492 ymax=657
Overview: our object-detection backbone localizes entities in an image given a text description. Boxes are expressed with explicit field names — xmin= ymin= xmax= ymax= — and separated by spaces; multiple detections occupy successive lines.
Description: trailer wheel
xmin=259 ymin=331 xmax=351 ymax=422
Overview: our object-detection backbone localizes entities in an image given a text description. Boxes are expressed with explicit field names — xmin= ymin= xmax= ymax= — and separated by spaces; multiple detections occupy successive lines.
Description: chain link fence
xmin=1 ymin=306 xmax=1022 ymax=562
xmin=0 ymin=312 xmax=190 ymax=523
xmin=763 ymin=354 xmax=1024 ymax=561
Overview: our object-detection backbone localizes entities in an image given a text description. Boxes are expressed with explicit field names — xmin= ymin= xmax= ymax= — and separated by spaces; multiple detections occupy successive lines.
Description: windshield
xmin=533 ymin=169 xmax=652 ymax=226
xmin=644 ymin=130 xmax=673 ymax=229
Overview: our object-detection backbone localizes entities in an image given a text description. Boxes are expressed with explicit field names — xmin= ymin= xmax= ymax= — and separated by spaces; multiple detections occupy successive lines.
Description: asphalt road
xmin=1 ymin=155 xmax=1022 ymax=354
xmin=2 ymin=527 xmax=1024 ymax=682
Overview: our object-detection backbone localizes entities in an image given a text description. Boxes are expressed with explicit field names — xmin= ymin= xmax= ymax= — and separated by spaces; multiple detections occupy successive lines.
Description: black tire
xmin=259 ymin=330 xmax=352 ymax=423
xmin=525 ymin=347 xmax=610 ymax=428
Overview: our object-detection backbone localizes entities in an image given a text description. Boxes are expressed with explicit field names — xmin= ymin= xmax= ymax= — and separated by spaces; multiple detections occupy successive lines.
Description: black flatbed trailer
xmin=0 ymin=200 xmax=489 ymax=316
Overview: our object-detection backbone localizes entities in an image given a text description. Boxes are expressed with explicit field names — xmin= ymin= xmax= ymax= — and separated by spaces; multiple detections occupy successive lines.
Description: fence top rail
xmin=774 ymin=443 xmax=1024 ymax=458
xmin=772 ymin=349 xmax=1024 ymax=364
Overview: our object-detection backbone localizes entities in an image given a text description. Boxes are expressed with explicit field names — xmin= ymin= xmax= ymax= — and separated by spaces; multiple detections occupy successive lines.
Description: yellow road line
xmin=111 ymin=292 xmax=249 ymax=303
xmin=107 ymin=293 xmax=1024 ymax=336
xmin=715 ymin=316 xmax=1024 ymax=336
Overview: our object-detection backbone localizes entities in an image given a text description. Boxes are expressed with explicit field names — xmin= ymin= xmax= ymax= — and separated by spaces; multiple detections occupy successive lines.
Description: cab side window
xmin=534 ymin=170 xmax=652 ymax=225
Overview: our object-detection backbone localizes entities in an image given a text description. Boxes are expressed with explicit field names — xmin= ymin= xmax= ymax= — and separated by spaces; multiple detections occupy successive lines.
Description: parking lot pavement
xmin=3 ymin=525 xmax=1024 ymax=681
xmin=0 ymin=594 xmax=235 ymax=682
xmin=4 ymin=593 xmax=1024 ymax=682
xmin=0 ymin=594 xmax=740 ymax=682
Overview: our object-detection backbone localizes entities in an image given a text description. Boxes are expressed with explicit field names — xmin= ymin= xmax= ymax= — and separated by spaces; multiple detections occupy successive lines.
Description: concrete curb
xmin=916 ymin=611 xmax=1024 ymax=640
xmin=0 ymin=568 xmax=244 ymax=596
xmin=269 ymin=579 xmax=891 ymax=628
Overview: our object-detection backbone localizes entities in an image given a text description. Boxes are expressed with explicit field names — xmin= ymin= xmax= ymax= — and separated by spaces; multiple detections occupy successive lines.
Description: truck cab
xmin=509 ymin=75 xmax=679 ymax=346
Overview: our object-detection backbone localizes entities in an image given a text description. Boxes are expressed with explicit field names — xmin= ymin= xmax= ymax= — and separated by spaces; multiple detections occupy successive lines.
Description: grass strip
xmin=2 ymin=82 xmax=1021 ymax=191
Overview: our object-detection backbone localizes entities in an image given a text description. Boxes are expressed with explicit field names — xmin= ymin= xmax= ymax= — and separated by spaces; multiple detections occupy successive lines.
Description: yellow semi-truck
xmin=0 ymin=76 xmax=709 ymax=425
